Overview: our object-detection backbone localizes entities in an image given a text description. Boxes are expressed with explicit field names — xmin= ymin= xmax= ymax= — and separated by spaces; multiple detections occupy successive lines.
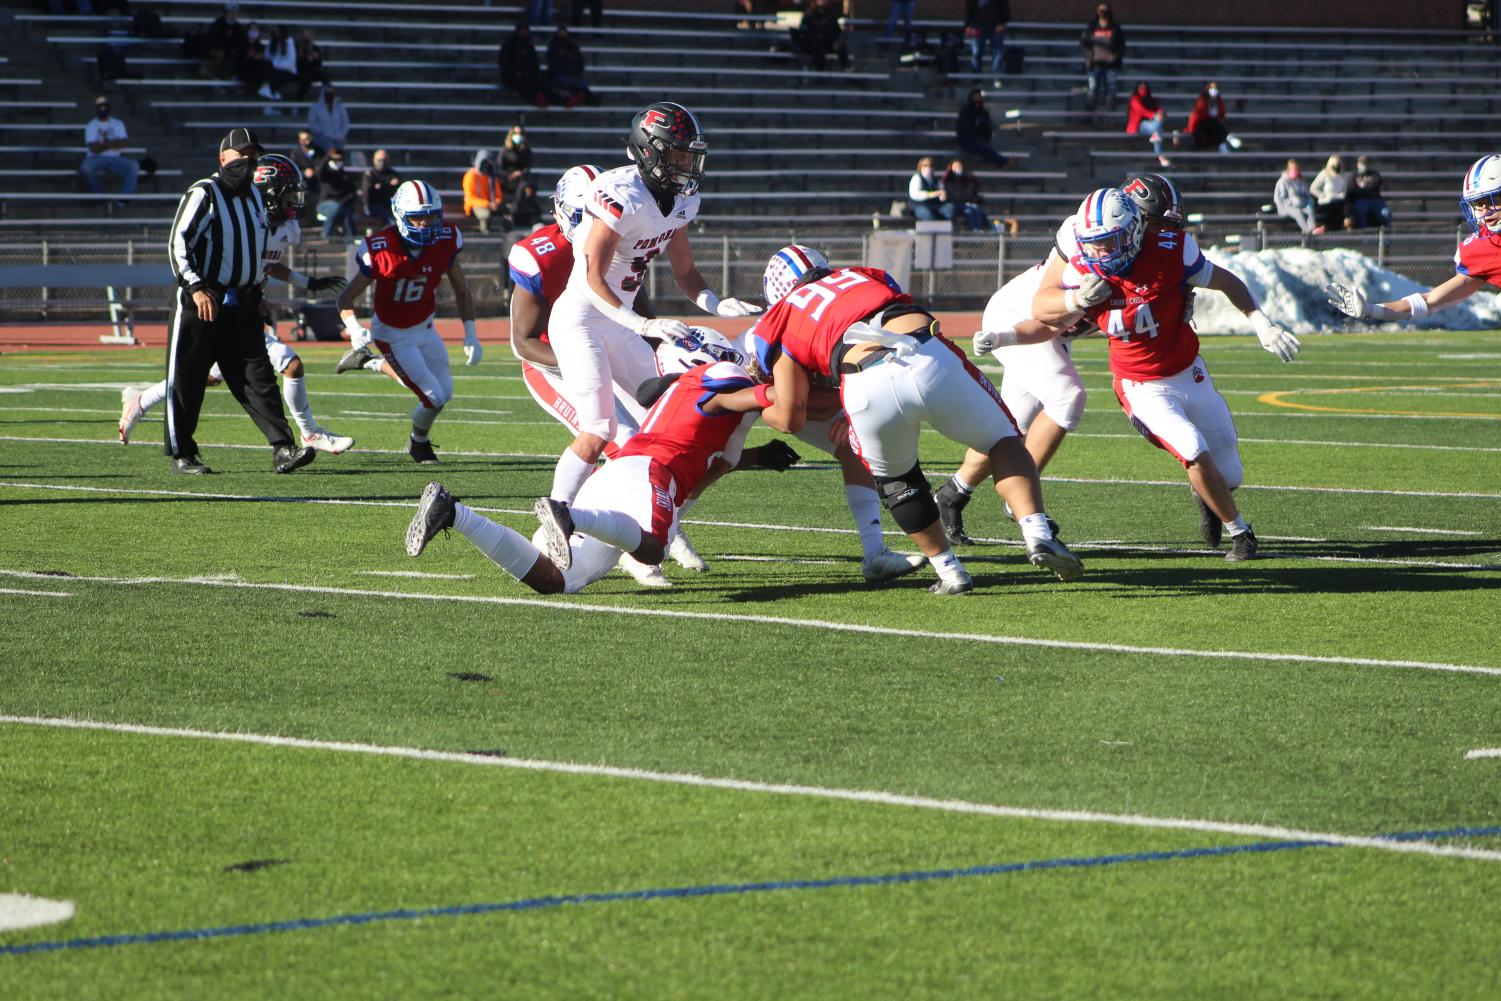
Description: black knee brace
xmin=876 ymin=463 xmax=940 ymax=534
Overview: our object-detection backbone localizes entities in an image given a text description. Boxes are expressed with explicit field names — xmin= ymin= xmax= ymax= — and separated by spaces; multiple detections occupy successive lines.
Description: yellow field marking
xmin=1258 ymin=381 xmax=1501 ymax=419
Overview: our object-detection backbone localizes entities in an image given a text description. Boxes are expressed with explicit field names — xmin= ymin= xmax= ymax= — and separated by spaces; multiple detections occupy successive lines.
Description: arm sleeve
xmin=507 ymin=242 xmax=544 ymax=296
xmin=167 ymin=184 xmax=211 ymax=289
xmin=356 ymin=237 xmax=375 ymax=278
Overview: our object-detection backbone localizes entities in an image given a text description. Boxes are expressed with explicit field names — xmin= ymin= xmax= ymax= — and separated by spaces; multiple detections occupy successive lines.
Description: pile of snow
xmin=1189 ymin=246 xmax=1501 ymax=334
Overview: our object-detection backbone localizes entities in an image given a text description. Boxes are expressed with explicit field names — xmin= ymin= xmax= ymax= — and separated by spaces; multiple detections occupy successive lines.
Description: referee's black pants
xmin=163 ymin=286 xmax=295 ymax=458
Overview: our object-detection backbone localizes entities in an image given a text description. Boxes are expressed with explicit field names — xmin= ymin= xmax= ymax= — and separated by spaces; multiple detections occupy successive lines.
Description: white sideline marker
xmin=0 ymin=587 xmax=72 ymax=598
xmin=0 ymin=894 xmax=75 ymax=932
xmin=1361 ymin=526 xmax=1484 ymax=537
xmin=4 ymin=714 xmax=1499 ymax=864
xmin=1464 ymin=748 xmax=1501 ymax=760
xmin=360 ymin=570 xmax=476 ymax=580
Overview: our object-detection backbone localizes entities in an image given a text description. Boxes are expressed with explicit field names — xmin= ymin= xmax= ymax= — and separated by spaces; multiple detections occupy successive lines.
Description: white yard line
xmin=1361 ymin=526 xmax=1484 ymax=537
xmin=359 ymin=570 xmax=475 ymax=580
xmin=0 ymin=587 xmax=71 ymax=597
xmin=1 ymin=568 xmax=1497 ymax=679
xmin=716 ymin=555 xmax=842 ymax=565
xmin=0 ymin=435 xmax=558 ymax=459
xmin=3 ymin=714 xmax=1498 ymax=863
xmin=1465 ymin=748 xmax=1501 ymax=760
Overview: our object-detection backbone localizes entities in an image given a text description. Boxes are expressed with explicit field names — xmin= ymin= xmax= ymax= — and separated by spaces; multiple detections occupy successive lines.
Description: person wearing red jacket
xmin=1185 ymin=82 xmax=1241 ymax=154
xmin=1125 ymin=82 xmax=1171 ymax=168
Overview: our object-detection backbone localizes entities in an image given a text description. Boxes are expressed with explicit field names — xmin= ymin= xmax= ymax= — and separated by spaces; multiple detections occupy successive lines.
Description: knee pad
xmin=875 ymin=463 xmax=939 ymax=534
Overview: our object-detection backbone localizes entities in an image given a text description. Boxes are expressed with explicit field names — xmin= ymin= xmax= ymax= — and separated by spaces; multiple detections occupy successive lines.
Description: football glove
xmin=462 ymin=321 xmax=483 ymax=366
xmin=715 ymin=297 xmax=763 ymax=318
xmin=752 ymin=439 xmax=802 ymax=471
xmin=642 ymin=318 xmax=692 ymax=342
xmin=1249 ymin=311 xmax=1300 ymax=363
xmin=1325 ymin=281 xmax=1368 ymax=318
xmin=1073 ymin=271 xmax=1114 ymax=308
xmin=307 ymin=275 xmax=347 ymax=294
xmin=972 ymin=329 xmax=1019 ymax=355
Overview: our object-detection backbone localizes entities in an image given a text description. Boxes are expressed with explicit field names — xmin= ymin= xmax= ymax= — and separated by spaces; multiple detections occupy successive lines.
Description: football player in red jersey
xmin=403 ymin=343 xmax=777 ymax=595
xmin=1033 ymin=187 xmax=1300 ymax=560
xmin=753 ymin=259 xmax=1081 ymax=594
xmin=336 ymin=179 xmax=479 ymax=464
xmin=1328 ymin=154 xmax=1501 ymax=323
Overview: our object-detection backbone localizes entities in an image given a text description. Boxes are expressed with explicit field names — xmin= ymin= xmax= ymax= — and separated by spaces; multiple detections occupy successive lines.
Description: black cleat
xmin=929 ymin=570 xmax=974 ymax=595
xmin=1027 ymin=536 xmax=1084 ymax=582
xmin=935 ymin=480 xmax=974 ymax=546
xmin=170 ymin=454 xmax=212 ymax=475
xmin=336 ymin=345 xmax=375 ymax=374
xmin=532 ymin=496 xmax=575 ymax=571
xmin=272 ymin=445 xmax=316 ymax=473
xmin=1195 ymin=493 xmax=1223 ymax=548
xmin=406 ymin=481 xmax=457 ymax=557
xmin=1226 ymin=527 xmax=1259 ymax=561
xmin=408 ymin=438 xmax=439 ymax=464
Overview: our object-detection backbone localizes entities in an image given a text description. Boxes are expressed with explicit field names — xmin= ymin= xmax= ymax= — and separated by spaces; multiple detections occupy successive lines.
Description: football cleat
xmin=170 ymin=454 xmax=212 ymax=475
xmin=618 ymin=551 xmax=673 ymax=588
xmin=408 ymin=438 xmax=439 ymax=464
xmin=272 ymin=444 xmax=316 ymax=473
xmin=1227 ymin=527 xmax=1259 ymax=561
xmin=935 ymin=480 xmax=974 ymax=546
xmin=668 ymin=530 xmax=709 ymax=572
xmin=862 ymin=548 xmax=925 ymax=583
xmin=1027 ymin=536 xmax=1084 ymax=582
xmin=929 ymin=570 xmax=974 ymax=596
xmin=336 ymin=345 xmax=375 ymax=374
xmin=118 ymin=386 xmax=144 ymax=445
xmin=532 ymin=496 xmax=575 ymax=570
xmin=1195 ymin=492 xmax=1223 ymax=548
xmin=406 ymin=481 xmax=456 ymax=557
xmin=302 ymin=426 xmax=354 ymax=454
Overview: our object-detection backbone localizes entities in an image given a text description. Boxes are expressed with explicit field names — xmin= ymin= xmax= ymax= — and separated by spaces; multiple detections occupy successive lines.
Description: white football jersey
xmin=261 ymin=218 xmax=301 ymax=272
xmin=569 ymin=165 xmax=700 ymax=307
xmin=983 ymin=263 xmax=1048 ymax=336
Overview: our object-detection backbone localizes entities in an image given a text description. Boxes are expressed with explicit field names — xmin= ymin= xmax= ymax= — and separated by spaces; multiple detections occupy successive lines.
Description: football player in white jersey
xmin=543 ymin=102 xmax=762 ymax=507
xmin=120 ymin=154 xmax=353 ymax=452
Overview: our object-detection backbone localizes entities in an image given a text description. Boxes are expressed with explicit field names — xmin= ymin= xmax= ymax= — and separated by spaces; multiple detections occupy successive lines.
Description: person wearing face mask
xmin=1186 ymin=82 xmax=1240 ymax=154
xmin=907 ymin=156 xmax=944 ymax=221
xmin=287 ymin=128 xmax=323 ymax=208
xmin=363 ymin=149 xmax=402 ymax=226
xmin=1309 ymin=154 xmax=1348 ymax=234
xmin=940 ymin=159 xmax=991 ymax=232
xmin=316 ymin=146 xmax=358 ymax=238
xmin=81 ymin=95 xmax=140 ymax=196
xmin=500 ymin=125 xmax=533 ymax=201
xmin=1345 ymin=156 xmax=1392 ymax=230
xmin=306 ymin=82 xmax=349 ymax=151
xmin=1274 ymin=158 xmax=1320 ymax=236
xmin=954 ymin=88 xmax=1012 ymax=170
xmin=1080 ymin=3 xmax=1125 ymax=113
xmin=164 ymin=128 xmax=315 ymax=475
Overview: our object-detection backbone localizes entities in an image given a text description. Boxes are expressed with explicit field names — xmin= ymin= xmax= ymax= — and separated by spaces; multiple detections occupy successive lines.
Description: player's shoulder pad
xmin=701 ymin=360 xmax=753 ymax=390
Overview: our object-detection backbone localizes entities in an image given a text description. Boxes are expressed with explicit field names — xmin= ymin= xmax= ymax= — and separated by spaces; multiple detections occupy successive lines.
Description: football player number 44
xmin=392 ymin=276 xmax=429 ymax=303
xmin=785 ymin=269 xmax=870 ymax=321
xmin=1104 ymin=302 xmax=1159 ymax=343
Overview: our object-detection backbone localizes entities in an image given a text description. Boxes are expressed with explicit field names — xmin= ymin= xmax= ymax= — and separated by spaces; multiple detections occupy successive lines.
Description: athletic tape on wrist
xmin=1402 ymin=292 xmax=1430 ymax=319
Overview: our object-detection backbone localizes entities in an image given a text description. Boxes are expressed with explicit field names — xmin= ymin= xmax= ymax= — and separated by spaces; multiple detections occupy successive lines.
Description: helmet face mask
xmin=1461 ymin=155 xmax=1501 ymax=235
xmin=392 ymin=180 xmax=443 ymax=247
xmin=551 ymin=164 xmax=601 ymax=243
xmin=762 ymin=245 xmax=831 ymax=306
xmin=252 ymin=153 xmax=305 ymax=222
xmin=627 ymin=102 xmax=707 ymax=197
xmin=1073 ymin=188 xmax=1145 ymax=277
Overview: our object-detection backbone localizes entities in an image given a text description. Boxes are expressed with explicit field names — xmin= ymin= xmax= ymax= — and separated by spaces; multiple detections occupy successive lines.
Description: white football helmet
xmin=392 ymin=179 xmax=443 ymax=247
xmin=762 ymin=245 xmax=830 ymax=306
xmin=1072 ymin=188 xmax=1145 ymax=277
xmin=1461 ymin=154 xmax=1501 ymax=235
xmin=655 ymin=326 xmax=745 ymax=373
xmin=552 ymin=164 xmax=601 ymax=243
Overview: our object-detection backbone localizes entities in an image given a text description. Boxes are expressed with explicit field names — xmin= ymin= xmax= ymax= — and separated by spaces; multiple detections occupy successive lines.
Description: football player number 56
xmin=392 ymin=276 xmax=428 ymax=303
xmin=1104 ymin=303 xmax=1159 ymax=343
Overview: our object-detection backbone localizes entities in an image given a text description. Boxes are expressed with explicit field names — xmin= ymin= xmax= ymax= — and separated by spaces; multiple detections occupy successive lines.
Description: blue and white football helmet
xmin=762 ymin=244 xmax=830 ymax=306
xmin=1072 ymin=188 xmax=1145 ymax=277
xmin=553 ymin=163 xmax=601 ymax=244
xmin=392 ymin=179 xmax=444 ymax=247
xmin=1461 ymin=155 xmax=1501 ymax=235
xmin=656 ymin=326 xmax=745 ymax=373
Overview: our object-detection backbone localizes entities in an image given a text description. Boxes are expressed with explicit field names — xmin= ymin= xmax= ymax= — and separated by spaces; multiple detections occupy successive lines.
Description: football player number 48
xmin=1103 ymin=302 xmax=1159 ymax=343
xmin=392 ymin=276 xmax=429 ymax=303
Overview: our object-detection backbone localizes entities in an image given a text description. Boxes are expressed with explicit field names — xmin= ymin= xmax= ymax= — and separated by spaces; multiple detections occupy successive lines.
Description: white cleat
xmin=118 ymin=387 xmax=143 ymax=445
xmin=618 ymin=551 xmax=673 ymax=588
xmin=668 ymin=530 xmax=709 ymax=572
xmin=929 ymin=570 xmax=975 ymax=595
xmin=1027 ymin=536 xmax=1084 ymax=582
xmin=861 ymin=547 xmax=926 ymax=583
xmin=301 ymin=426 xmax=355 ymax=454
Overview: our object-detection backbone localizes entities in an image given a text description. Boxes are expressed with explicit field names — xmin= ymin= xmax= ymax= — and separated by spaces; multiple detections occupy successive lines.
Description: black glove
xmin=753 ymin=439 xmax=802 ymax=471
xmin=308 ymin=275 xmax=348 ymax=294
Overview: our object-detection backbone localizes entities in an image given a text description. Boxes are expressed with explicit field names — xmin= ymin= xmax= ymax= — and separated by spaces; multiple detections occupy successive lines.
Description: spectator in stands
xmin=1346 ymin=156 xmax=1392 ymax=230
xmin=204 ymin=2 xmax=247 ymax=80
xmin=80 ymin=95 xmax=140 ymax=196
xmin=546 ymin=25 xmax=597 ymax=108
xmin=500 ymin=125 xmax=533 ymax=200
xmin=1080 ymin=3 xmax=1124 ymax=112
xmin=236 ymin=32 xmax=281 ymax=101
xmin=885 ymin=0 xmax=915 ymax=41
xmin=316 ymin=147 xmax=358 ymax=237
xmin=573 ymin=0 xmax=604 ymax=28
xmin=307 ymin=83 xmax=349 ymax=151
xmin=1184 ymin=82 xmax=1241 ymax=154
xmin=500 ymin=21 xmax=551 ymax=108
xmin=1310 ymin=154 xmax=1347 ymax=234
xmin=289 ymin=128 xmax=323 ymax=207
xmin=463 ymin=150 xmax=503 ymax=234
xmin=295 ymin=29 xmax=330 ymax=101
xmin=964 ymin=0 xmax=1009 ymax=83
xmin=267 ymin=26 xmax=298 ymax=95
xmin=132 ymin=7 xmax=172 ymax=39
xmin=510 ymin=181 xmax=547 ymax=231
xmin=940 ymin=159 xmax=992 ymax=232
xmin=1125 ymin=81 xmax=1170 ymax=168
xmin=1274 ymin=158 xmax=1321 ymax=235
xmin=954 ymin=88 xmax=1012 ymax=170
xmin=907 ymin=156 xmax=944 ymax=221
xmin=363 ymin=149 xmax=401 ymax=226
xmin=795 ymin=0 xmax=850 ymax=72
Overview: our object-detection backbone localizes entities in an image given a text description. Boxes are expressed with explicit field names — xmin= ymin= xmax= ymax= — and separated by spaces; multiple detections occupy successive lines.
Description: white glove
xmin=642 ymin=318 xmax=692 ymax=342
xmin=695 ymin=289 xmax=764 ymax=318
xmin=1325 ymin=281 xmax=1368 ymax=318
xmin=1249 ymin=310 xmax=1300 ymax=363
xmin=462 ymin=320 xmax=483 ymax=366
xmin=1064 ymin=271 xmax=1113 ymax=313
xmin=971 ymin=328 xmax=1018 ymax=355
xmin=343 ymin=315 xmax=372 ymax=351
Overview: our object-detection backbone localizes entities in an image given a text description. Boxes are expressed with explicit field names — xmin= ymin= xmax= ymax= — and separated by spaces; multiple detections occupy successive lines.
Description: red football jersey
xmin=755 ymin=266 xmax=909 ymax=379
xmin=1069 ymin=228 xmax=1206 ymax=381
xmin=358 ymin=224 xmax=463 ymax=328
xmin=617 ymin=360 xmax=754 ymax=500
xmin=506 ymin=222 xmax=573 ymax=342
xmin=1454 ymin=230 xmax=1501 ymax=288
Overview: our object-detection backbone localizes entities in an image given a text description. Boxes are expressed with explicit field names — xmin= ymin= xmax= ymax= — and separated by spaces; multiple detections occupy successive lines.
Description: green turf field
xmin=2 ymin=330 xmax=1499 ymax=999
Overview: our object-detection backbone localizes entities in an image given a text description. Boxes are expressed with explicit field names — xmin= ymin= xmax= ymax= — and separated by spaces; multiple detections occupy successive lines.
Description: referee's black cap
xmin=220 ymin=127 xmax=264 ymax=155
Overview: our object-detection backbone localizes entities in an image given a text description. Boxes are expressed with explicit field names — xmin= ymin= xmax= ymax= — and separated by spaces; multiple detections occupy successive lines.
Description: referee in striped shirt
xmin=164 ymin=127 xmax=315 ymax=474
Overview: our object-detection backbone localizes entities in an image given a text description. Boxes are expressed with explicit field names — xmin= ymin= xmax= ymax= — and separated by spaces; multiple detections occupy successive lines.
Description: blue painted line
xmin=4 ymin=825 xmax=1498 ymax=957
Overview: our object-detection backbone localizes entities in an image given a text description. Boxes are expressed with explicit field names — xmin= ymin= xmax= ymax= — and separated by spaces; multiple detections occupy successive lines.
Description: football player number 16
xmin=392 ymin=276 xmax=429 ymax=303
xmin=1103 ymin=302 xmax=1159 ymax=343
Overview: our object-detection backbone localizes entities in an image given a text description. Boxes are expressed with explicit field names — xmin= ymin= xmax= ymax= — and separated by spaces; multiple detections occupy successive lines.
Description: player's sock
xmin=1224 ymin=514 xmax=1249 ymax=535
xmin=411 ymin=402 xmax=440 ymax=438
xmin=280 ymin=376 xmax=318 ymax=437
xmin=138 ymin=379 xmax=168 ymax=413
xmin=363 ymin=357 xmax=385 ymax=373
xmin=453 ymin=502 xmax=542 ymax=579
xmin=570 ymin=507 xmax=643 ymax=554
xmin=950 ymin=473 xmax=979 ymax=496
xmin=550 ymin=448 xmax=596 ymax=503
xmin=845 ymin=484 xmax=886 ymax=559
xmin=1017 ymin=511 xmax=1056 ymax=545
xmin=928 ymin=547 xmax=967 ymax=583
